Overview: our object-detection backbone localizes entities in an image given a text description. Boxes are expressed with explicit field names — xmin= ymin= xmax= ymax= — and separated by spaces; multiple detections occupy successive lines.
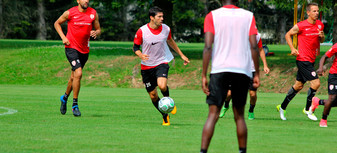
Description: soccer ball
xmin=158 ymin=97 xmax=175 ymax=114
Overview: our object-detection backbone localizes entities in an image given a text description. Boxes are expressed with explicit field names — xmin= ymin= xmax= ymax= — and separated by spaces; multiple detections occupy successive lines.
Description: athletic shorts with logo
xmin=141 ymin=63 xmax=169 ymax=92
xmin=328 ymin=73 xmax=337 ymax=95
xmin=296 ymin=60 xmax=318 ymax=83
xmin=248 ymin=72 xmax=257 ymax=91
xmin=207 ymin=72 xmax=250 ymax=108
xmin=65 ymin=48 xmax=89 ymax=71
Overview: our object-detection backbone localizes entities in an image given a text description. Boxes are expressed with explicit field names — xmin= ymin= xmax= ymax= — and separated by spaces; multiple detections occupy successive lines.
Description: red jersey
xmin=66 ymin=6 xmax=96 ymax=54
xmin=296 ymin=20 xmax=324 ymax=63
xmin=325 ymin=44 xmax=337 ymax=74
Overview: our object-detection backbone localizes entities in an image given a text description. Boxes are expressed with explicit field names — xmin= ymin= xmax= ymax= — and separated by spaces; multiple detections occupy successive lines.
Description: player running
xmin=54 ymin=0 xmax=101 ymax=117
xmin=312 ymin=44 xmax=337 ymax=127
xmin=201 ymin=0 xmax=260 ymax=152
xmin=133 ymin=6 xmax=189 ymax=126
xmin=277 ymin=2 xmax=324 ymax=121
xmin=219 ymin=33 xmax=270 ymax=120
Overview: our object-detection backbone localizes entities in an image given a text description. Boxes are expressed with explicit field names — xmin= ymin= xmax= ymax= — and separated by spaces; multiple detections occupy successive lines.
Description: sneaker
xmin=162 ymin=114 xmax=170 ymax=126
xmin=311 ymin=97 xmax=320 ymax=113
xmin=248 ymin=112 xmax=255 ymax=120
xmin=170 ymin=105 xmax=177 ymax=115
xmin=60 ymin=95 xmax=67 ymax=115
xmin=219 ymin=106 xmax=229 ymax=118
xmin=276 ymin=105 xmax=287 ymax=120
xmin=72 ymin=105 xmax=81 ymax=117
xmin=319 ymin=119 xmax=327 ymax=127
xmin=303 ymin=108 xmax=317 ymax=121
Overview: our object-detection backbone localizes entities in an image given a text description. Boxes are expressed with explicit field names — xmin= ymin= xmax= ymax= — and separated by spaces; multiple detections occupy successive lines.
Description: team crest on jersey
xmin=311 ymin=71 xmax=316 ymax=77
xmin=90 ymin=14 xmax=94 ymax=19
xmin=330 ymin=85 xmax=334 ymax=90
xmin=318 ymin=25 xmax=322 ymax=29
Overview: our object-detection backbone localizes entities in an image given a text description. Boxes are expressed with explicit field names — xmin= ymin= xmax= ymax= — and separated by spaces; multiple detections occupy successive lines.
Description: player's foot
xmin=248 ymin=112 xmax=255 ymax=120
xmin=72 ymin=105 xmax=81 ymax=117
xmin=170 ymin=105 xmax=177 ymax=115
xmin=303 ymin=108 xmax=317 ymax=121
xmin=276 ymin=105 xmax=286 ymax=120
xmin=311 ymin=97 xmax=320 ymax=112
xmin=60 ymin=95 xmax=67 ymax=115
xmin=162 ymin=114 xmax=170 ymax=126
xmin=319 ymin=119 xmax=327 ymax=127
xmin=219 ymin=106 xmax=229 ymax=118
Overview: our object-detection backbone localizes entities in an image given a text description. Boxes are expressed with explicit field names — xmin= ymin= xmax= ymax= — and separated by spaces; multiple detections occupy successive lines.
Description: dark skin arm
xmin=317 ymin=54 xmax=328 ymax=76
xmin=201 ymin=32 xmax=214 ymax=96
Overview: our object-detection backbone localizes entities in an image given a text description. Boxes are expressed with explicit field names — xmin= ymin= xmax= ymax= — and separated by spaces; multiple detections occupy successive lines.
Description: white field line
xmin=0 ymin=107 xmax=18 ymax=116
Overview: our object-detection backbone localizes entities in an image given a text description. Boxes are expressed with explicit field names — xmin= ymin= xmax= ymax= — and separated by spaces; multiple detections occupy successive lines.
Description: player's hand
xmin=317 ymin=68 xmax=324 ymax=76
xmin=139 ymin=54 xmax=149 ymax=62
xmin=291 ymin=48 xmax=299 ymax=56
xmin=202 ymin=76 xmax=210 ymax=96
xmin=264 ymin=66 xmax=270 ymax=74
xmin=90 ymin=30 xmax=98 ymax=39
xmin=62 ymin=37 xmax=70 ymax=46
xmin=253 ymin=74 xmax=260 ymax=89
xmin=181 ymin=55 xmax=190 ymax=65
xmin=318 ymin=29 xmax=324 ymax=38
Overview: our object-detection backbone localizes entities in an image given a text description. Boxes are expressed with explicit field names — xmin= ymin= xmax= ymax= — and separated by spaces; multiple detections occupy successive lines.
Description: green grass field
xmin=0 ymin=85 xmax=336 ymax=153
xmin=0 ymin=40 xmax=336 ymax=152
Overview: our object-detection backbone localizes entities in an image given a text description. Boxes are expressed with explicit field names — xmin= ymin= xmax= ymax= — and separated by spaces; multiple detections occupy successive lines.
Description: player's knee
xmin=157 ymin=84 xmax=167 ymax=91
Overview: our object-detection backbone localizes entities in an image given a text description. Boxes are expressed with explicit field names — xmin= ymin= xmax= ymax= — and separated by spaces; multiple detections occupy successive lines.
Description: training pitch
xmin=0 ymin=85 xmax=336 ymax=153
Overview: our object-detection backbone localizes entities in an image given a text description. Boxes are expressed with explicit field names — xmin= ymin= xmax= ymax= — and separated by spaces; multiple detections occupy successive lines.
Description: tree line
xmin=0 ymin=0 xmax=336 ymax=44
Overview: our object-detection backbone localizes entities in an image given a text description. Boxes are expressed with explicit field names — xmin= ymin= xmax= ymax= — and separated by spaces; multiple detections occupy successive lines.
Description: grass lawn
xmin=0 ymin=85 xmax=336 ymax=153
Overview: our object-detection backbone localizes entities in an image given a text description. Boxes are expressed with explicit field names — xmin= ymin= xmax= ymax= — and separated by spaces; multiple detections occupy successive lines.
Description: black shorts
xmin=248 ymin=72 xmax=257 ymax=91
xmin=328 ymin=73 xmax=337 ymax=95
xmin=65 ymin=48 xmax=89 ymax=71
xmin=296 ymin=60 xmax=318 ymax=83
xmin=141 ymin=63 xmax=169 ymax=92
xmin=207 ymin=72 xmax=250 ymax=108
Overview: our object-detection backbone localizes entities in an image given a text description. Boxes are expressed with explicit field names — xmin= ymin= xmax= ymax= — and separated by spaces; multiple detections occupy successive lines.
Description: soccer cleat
xmin=276 ymin=105 xmax=287 ymax=120
xmin=162 ymin=114 xmax=170 ymax=126
xmin=219 ymin=106 xmax=229 ymax=118
xmin=72 ymin=105 xmax=81 ymax=117
xmin=248 ymin=112 xmax=255 ymax=120
xmin=170 ymin=105 xmax=177 ymax=115
xmin=311 ymin=97 xmax=320 ymax=113
xmin=303 ymin=108 xmax=317 ymax=121
xmin=319 ymin=119 xmax=327 ymax=127
xmin=60 ymin=95 xmax=67 ymax=115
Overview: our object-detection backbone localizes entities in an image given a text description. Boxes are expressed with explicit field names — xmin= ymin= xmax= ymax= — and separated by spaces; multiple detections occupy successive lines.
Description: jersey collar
xmin=223 ymin=5 xmax=239 ymax=9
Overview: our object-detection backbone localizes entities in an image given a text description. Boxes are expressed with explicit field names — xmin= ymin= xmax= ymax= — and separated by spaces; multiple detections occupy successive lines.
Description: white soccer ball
xmin=158 ymin=97 xmax=175 ymax=114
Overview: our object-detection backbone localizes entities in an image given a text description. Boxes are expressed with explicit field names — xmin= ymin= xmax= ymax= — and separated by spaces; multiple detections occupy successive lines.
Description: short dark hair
xmin=149 ymin=6 xmax=163 ymax=18
xmin=306 ymin=2 xmax=318 ymax=12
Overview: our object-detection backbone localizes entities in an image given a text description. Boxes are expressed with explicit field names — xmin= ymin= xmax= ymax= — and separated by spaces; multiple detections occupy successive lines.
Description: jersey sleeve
xmin=257 ymin=38 xmax=263 ymax=48
xmin=249 ymin=16 xmax=258 ymax=36
xmin=325 ymin=45 xmax=337 ymax=58
xmin=134 ymin=29 xmax=143 ymax=45
xmin=167 ymin=29 xmax=172 ymax=40
xmin=204 ymin=12 xmax=214 ymax=35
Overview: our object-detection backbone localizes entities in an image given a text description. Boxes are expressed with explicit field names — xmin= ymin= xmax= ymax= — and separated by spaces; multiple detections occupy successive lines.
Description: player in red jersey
xmin=277 ymin=2 xmax=324 ymax=121
xmin=201 ymin=0 xmax=259 ymax=152
xmin=133 ymin=6 xmax=189 ymax=126
xmin=54 ymin=0 xmax=101 ymax=117
xmin=312 ymin=44 xmax=337 ymax=127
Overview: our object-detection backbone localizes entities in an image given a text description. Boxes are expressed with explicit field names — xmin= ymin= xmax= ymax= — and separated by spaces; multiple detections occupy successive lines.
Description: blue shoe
xmin=72 ymin=105 xmax=81 ymax=117
xmin=60 ymin=95 xmax=67 ymax=115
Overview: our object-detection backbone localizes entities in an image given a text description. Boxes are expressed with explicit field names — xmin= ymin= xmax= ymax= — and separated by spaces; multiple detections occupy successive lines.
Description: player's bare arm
xmin=134 ymin=49 xmax=149 ymax=62
xmin=318 ymin=29 xmax=325 ymax=43
xmin=90 ymin=12 xmax=101 ymax=39
xmin=259 ymin=47 xmax=270 ymax=74
xmin=249 ymin=34 xmax=260 ymax=88
xmin=285 ymin=24 xmax=300 ymax=56
xmin=166 ymin=38 xmax=190 ymax=65
xmin=202 ymin=32 xmax=214 ymax=96
xmin=317 ymin=54 xmax=328 ymax=76
xmin=54 ymin=11 xmax=70 ymax=45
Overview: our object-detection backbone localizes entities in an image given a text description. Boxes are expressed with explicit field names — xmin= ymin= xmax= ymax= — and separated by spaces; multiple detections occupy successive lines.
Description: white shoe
xmin=303 ymin=108 xmax=317 ymax=121
xmin=276 ymin=105 xmax=286 ymax=120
